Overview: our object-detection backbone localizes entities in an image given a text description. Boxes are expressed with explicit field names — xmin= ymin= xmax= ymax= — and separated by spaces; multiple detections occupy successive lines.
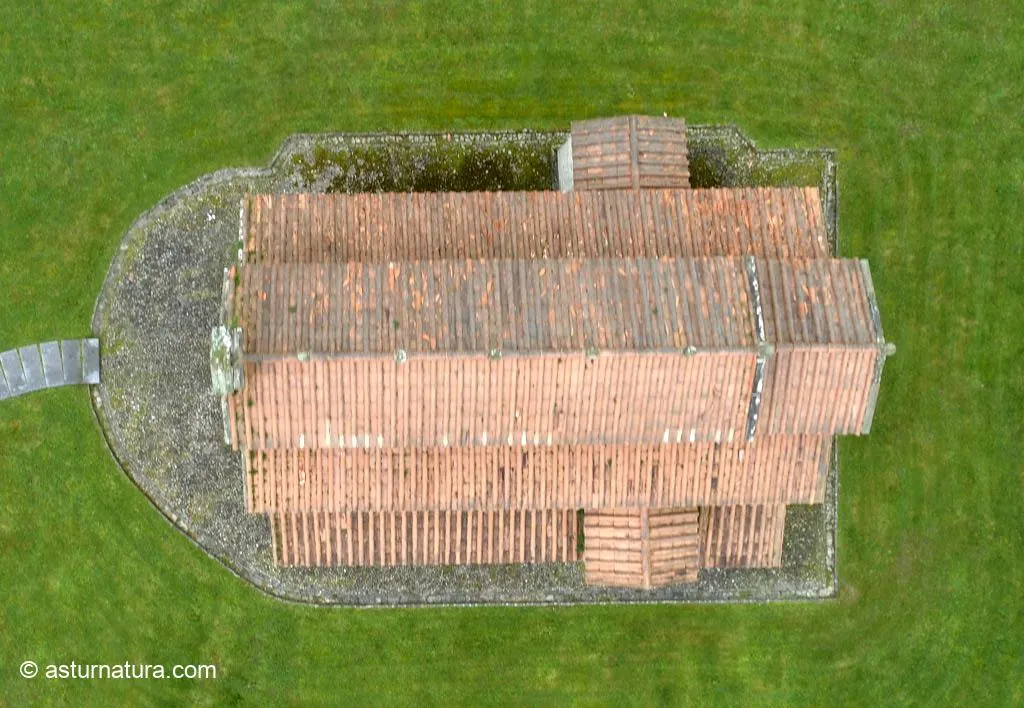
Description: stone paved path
xmin=0 ymin=339 xmax=99 ymax=400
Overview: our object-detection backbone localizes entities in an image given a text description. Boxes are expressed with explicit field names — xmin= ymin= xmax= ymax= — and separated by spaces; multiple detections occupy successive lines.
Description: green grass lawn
xmin=2 ymin=1 xmax=1022 ymax=704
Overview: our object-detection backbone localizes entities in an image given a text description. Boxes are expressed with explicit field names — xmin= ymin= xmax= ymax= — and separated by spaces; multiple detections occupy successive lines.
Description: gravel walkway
xmin=90 ymin=130 xmax=838 ymax=606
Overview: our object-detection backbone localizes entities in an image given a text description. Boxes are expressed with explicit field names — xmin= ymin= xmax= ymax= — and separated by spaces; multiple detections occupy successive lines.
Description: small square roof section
xmin=571 ymin=115 xmax=690 ymax=190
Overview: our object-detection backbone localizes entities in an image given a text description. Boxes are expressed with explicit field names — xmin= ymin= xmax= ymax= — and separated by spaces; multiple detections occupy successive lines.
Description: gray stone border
xmin=89 ymin=126 xmax=840 ymax=607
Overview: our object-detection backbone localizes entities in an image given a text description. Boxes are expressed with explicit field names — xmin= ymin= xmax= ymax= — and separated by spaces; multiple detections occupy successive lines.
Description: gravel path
xmin=89 ymin=130 xmax=837 ymax=606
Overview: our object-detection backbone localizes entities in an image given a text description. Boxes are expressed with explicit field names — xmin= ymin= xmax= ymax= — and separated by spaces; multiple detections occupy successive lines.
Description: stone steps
xmin=0 ymin=339 xmax=100 ymax=400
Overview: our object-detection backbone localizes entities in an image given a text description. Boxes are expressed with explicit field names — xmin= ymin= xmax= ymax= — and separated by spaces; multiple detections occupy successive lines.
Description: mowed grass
xmin=1 ymin=1 xmax=1022 ymax=704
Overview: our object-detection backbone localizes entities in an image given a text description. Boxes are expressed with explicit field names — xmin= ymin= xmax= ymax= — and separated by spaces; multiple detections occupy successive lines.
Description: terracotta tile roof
xmin=226 ymin=256 xmax=882 ymax=450
xmin=241 ymin=187 xmax=829 ymax=263
xmin=570 ymin=115 xmax=690 ymax=190
xmin=581 ymin=509 xmax=645 ymax=587
xmin=760 ymin=259 xmax=876 ymax=346
xmin=232 ymin=256 xmax=879 ymax=359
xmin=230 ymin=352 xmax=755 ymax=450
xmin=216 ymin=117 xmax=892 ymax=578
xmin=234 ymin=257 xmax=757 ymax=356
xmin=647 ymin=508 xmax=702 ymax=586
xmin=244 ymin=436 xmax=831 ymax=513
xmin=582 ymin=507 xmax=700 ymax=588
xmin=271 ymin=509 xmax=578 ymax=567
xmin=698 ymin=504 xmax=787 ymax=568
xmin=760 ymin=347 xmax=879 ymax=435
xmin=755 ymin=258 xmax=882 ymax=436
